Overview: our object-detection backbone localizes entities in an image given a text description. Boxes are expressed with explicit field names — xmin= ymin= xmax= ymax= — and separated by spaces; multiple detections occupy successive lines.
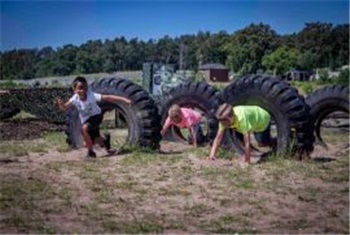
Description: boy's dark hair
xmin=72 ymin=76 xmax=88 ymax=88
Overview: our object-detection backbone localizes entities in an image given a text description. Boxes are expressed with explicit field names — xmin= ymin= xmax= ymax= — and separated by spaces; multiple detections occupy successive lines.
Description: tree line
xmin=0 ymin=22 xmax=348 ymax=80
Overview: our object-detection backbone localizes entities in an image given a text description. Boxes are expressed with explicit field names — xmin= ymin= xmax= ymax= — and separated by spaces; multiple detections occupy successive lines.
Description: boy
xmin=208 ymin=103 xmax=275 ymax=164
xmin=55 ymin=76 xmax=132 ymax=158
xmin=161 ymin=104 xmax=204 ymax=147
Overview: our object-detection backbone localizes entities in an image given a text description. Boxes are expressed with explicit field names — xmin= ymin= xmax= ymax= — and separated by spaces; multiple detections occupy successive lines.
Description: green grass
xmin=0 ymin=131 xmax=69 ymax=157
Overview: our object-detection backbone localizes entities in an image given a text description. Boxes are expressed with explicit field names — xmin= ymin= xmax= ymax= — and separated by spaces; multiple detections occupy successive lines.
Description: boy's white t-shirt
xmin=69 ymin=91 xmax=102 ymax=123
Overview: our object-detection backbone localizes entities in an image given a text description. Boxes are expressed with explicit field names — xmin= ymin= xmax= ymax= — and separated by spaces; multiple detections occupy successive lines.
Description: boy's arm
xmin=243 ymin=132 xmax=251 ymax=163
xmin=55 ymin=98 xmax=72 ymax=112
xmin=208 ymin=129 xmax=224 ymax=160
xmin=101 ymin=95 xmax=132 ymax=105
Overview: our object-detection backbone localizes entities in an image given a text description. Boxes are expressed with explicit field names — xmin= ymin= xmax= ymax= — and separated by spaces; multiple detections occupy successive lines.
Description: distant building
xmin=198 ymin=63 xmax=229 ymax=82
xmin=283 ymin=70 xmax=313 ymax=81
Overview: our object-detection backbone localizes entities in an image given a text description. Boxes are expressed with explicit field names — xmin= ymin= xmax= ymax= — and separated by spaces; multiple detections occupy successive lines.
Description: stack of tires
xmin=157 ymin=74 xmax=316 ymax=159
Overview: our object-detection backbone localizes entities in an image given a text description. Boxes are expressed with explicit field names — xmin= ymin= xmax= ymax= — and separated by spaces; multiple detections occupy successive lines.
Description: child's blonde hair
xmin=168 ymin=104 xmax=181 ymax=119
xmin=216 ymin=103 xmax=233 ymax=120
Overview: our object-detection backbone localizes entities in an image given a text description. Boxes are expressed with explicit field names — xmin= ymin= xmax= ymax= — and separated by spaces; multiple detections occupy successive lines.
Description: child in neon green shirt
xmin=208 ymin=103 xmax=275 ymax=164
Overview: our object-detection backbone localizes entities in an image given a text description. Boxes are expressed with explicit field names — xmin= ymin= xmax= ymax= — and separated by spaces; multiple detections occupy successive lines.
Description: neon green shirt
xmin=219 ymin=106 xmax=270 ymax=134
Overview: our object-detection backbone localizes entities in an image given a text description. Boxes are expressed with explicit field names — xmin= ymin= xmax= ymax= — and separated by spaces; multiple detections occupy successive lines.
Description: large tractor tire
xmin=0 ymin=106 xmax=21 ymax=120
xmin=217 ymin=74 xmax=315 ymax=158
xmin=65 ymin=78 xmax=161 ymax=150
xmin=65 ymin=105 xmax=83 ymax=149
xmin=158 ymin=81 xmax=219 ymax=144
xmin=305 ymin=85 xmax=349 ymax=146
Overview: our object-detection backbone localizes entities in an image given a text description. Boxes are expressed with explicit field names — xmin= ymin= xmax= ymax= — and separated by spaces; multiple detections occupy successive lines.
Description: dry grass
xmin=0 ymin=130 xmax=349 ymax=234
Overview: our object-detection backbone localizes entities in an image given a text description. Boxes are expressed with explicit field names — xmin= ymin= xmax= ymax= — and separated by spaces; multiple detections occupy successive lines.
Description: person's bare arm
xmin=208 ymin=129 xmax=224 ymax=160
xmin=101 ymin=95 xmax=132 ymax=105
xmin=243 ymin=132 xmax=251 ymax=163
xmin=161 ymin=125 xmax=169 ymax=136
xmin=54 ymin=98 xmax=72 ymax=112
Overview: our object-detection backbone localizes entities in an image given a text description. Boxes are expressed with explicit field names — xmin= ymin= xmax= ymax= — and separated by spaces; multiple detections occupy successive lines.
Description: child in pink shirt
xmin=161 ymin=104 xmax=204 ymax=147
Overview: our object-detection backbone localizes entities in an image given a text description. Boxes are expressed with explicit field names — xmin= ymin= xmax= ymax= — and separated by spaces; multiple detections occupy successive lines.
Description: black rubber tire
xmin=65 ymin=105 xmax=83 ymax=149
xmin=158 ymin=81 xmax=219 ymax=144
xmin=93 ymin=77 xmax=161 ymax=149
xmin=305 ymin=85 xmax=349 ymax=145
xmin=0 ymin=106 xmax=20 ymax=120
xmin=217 ymin=74 xmax=315 ymax=158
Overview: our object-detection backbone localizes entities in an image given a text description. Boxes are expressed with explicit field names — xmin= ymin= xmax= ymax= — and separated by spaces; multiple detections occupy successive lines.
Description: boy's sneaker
xmin=85 ymin=149 xmax=96 ymax=159
xmin=106 ymin=148 xmax=118 ymax=155
xmin=104 ymin=133 xmax=111 ymax=150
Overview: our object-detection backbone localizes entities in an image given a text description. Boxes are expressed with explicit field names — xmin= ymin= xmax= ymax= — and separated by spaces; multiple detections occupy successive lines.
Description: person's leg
xmin=195 ymin=124 xmax=205 ymax=145
xmin=187 ymin=124 xmax=204 ymax=146
xmin=87 ymin=114 xmax=104 ymax=147
xmin=254 ymin=123 xmax=273 ymax=148
xmin=82 ymin=123 xmax=96 ymax=157
xmin=89 ymin=114 xmax=116 ymax=154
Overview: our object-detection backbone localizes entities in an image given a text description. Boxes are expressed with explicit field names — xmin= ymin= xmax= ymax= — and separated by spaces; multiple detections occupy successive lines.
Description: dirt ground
xmin=0 ymin=119 xmax=349 ymax=234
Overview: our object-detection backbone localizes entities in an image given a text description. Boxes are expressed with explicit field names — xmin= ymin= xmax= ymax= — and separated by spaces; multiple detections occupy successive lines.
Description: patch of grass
xmin=0 ymin=174 xmax=55 ymax=210
xmin=114 ymin=220 xmax=164 ymax=234
xmin=10 ymin=110 xmax=37 ymax=120
xmin=0 ymin=140 xmax=48 ymax=157
xmin=121 ymin=151 xmax=162 ymax=166
xmin=201 ymin=216 xmax=255 ymax=234
xmin=0 ymin=131 xmax=69 ymax=157
xmin=43 ymin=132 xmax=70 ymax=152
xmin=200 ymin=166 xmax=255 ymax=189
xmin=185 ymin=203 xmax=213 ymax=217
xmin=58 ymin=187 xmax=73 ymax=207
xmin=217 ymin=147 xmax=235 ymax=160
xmin=157 ymin=186 xmax=184 ymax=197
xmin=0 ymin=174 xmax=58 ymax=233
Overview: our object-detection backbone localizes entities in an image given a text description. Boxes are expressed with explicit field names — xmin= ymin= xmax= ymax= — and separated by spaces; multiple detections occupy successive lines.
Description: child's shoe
xmin=106 ymin=148 xmax=118 ymax=155
xmin=85 ymin=149 xmax=97 ymax=159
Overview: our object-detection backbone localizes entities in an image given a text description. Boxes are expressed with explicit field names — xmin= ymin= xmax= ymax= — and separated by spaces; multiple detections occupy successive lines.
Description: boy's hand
xmin=207 ymin=156 xmax=216 ymax=161
xmin=124 ymin=98 xmax=132 ymax=107
xmin=54 ymin=98 xmax=63 ymax=106
xmin=54 ymin=98 xmax=67 ymax=111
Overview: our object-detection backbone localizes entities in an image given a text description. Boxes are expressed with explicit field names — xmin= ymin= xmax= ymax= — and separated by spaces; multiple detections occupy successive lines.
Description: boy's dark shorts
xmin=254 ymin=123 xmax=271 ymax=145
xmin=84 ymin=114 xmax=103 ymax=142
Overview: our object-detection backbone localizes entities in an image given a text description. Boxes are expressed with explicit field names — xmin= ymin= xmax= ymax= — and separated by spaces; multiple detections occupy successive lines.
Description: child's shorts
xmin=84 ymin=114 xmax=103 ymax=142
xmin=187 ymin=124 xmax=205 ymax=145
xmin=254 ymin=123 xmax=272 ymax=145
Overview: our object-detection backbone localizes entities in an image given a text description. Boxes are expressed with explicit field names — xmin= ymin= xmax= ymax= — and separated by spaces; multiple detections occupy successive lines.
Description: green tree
xmin=262 ymin=46 xmax=300 ymax=75
xmin=225 ymin=23 xmax=278 ymax=75
xmin=297 ymin=50 xmax=318 ymax=70
xmin=296 ymin=22 xmax=333 ymax=68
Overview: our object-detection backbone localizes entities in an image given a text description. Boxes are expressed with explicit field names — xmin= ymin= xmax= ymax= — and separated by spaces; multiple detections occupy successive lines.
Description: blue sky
xmin=1 ymin=0 xmax=349 ymax=52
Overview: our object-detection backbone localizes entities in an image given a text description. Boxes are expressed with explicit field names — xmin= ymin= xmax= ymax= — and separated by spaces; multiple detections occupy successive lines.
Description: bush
xmin=0 ymin=88 xmax=71 ymax=123
xmin=318 ymin=68 xmax=330 ymax=84
xmin=299 ymin=82 xmax=314 ymax=95
xmin=334 ymin=68 xmax=349 ymax=86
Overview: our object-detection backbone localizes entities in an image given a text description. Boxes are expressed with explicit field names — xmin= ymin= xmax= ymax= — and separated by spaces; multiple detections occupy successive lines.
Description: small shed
xmin=198 ymin=63 xmax=229 ymax=82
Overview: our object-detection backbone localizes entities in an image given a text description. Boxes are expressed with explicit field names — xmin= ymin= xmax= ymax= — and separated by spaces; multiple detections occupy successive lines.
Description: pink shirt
xmin=164 ymin=108 xmax=202 ymax=129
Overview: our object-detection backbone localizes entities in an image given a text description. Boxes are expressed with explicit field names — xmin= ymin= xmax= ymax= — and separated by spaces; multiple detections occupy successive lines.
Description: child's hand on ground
xmin=207 ymin=156 xmax=217 ymax=161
